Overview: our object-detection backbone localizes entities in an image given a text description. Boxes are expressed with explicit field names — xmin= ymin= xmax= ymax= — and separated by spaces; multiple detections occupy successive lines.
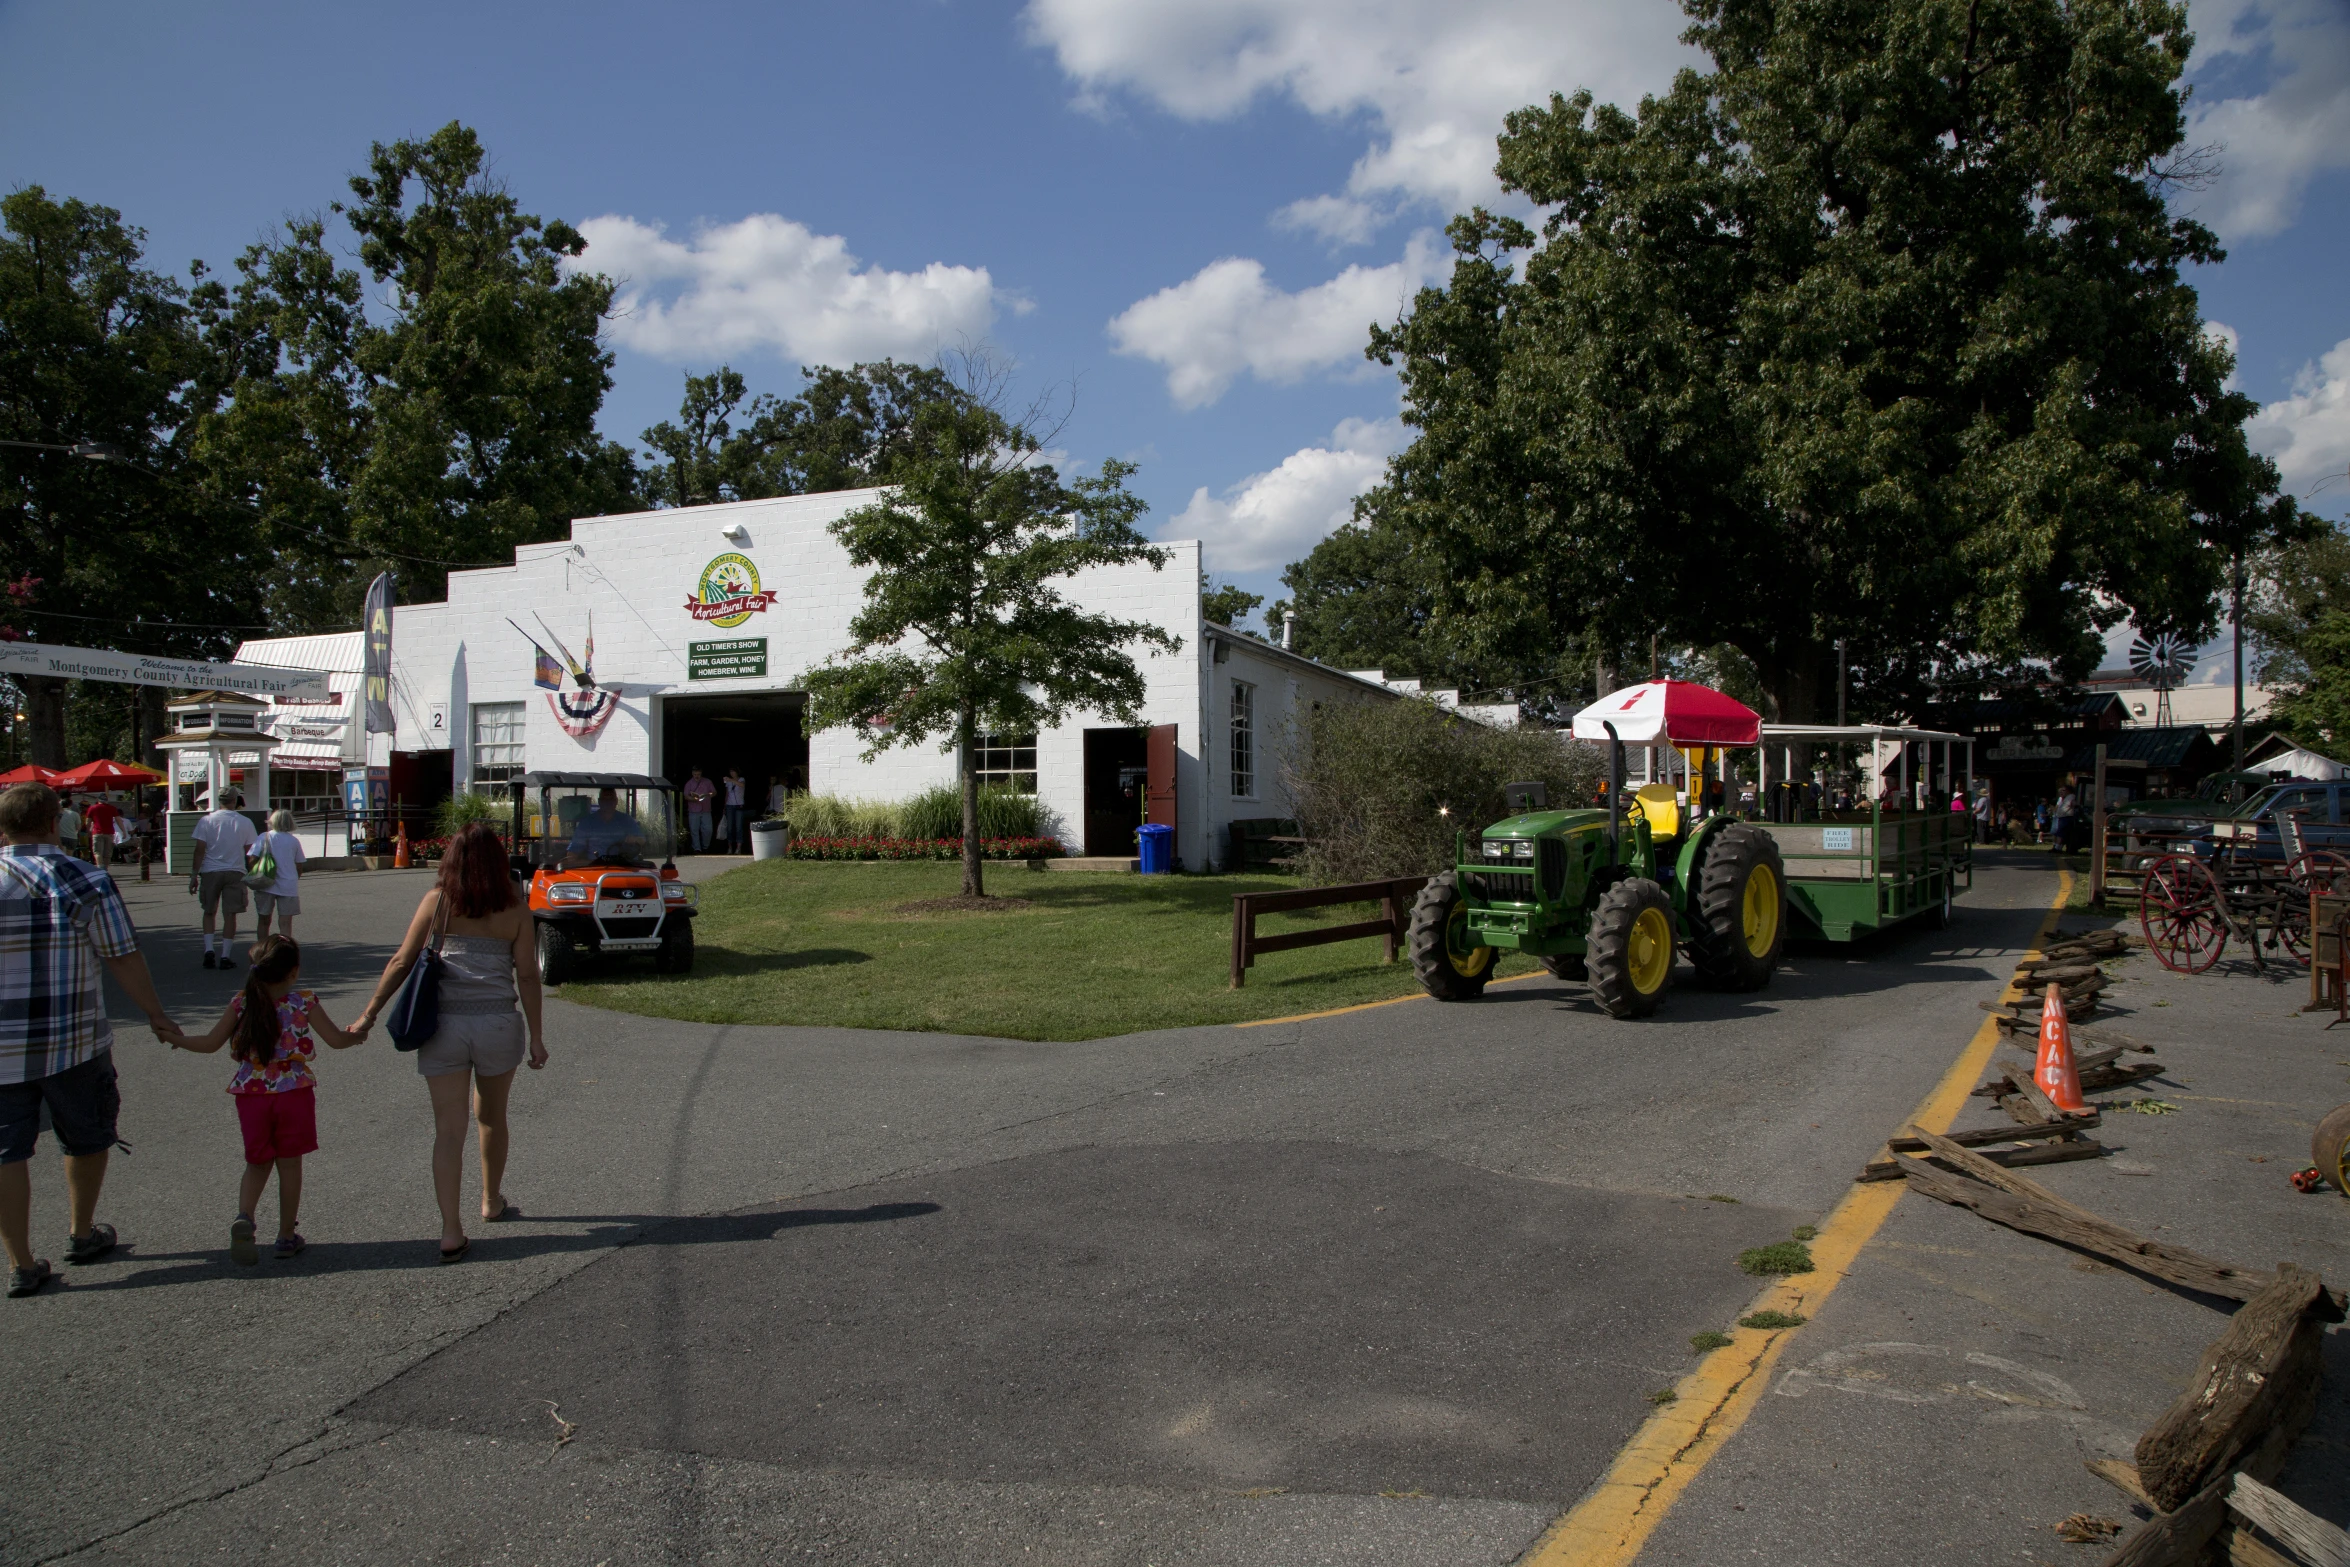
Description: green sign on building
xmin=688 ymin=637 xmax=767 ymax=680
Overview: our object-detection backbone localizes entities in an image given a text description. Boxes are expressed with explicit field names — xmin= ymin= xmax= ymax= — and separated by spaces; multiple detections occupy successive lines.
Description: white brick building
xmin=230 ymin=489 xmax=1408 ymax=869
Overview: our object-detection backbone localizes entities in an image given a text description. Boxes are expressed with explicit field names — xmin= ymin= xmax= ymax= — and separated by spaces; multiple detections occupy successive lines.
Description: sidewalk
xmin=1631 ymin=904 xmax=2350 ymax=1565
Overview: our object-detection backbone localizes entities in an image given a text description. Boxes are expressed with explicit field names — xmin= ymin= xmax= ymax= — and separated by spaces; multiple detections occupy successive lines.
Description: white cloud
xmin=1108 ymin=231 xmax=1443 ymax=407
xmin=1169 ymin=416 xmax=1407 ymax=572
xmin=1025 ymin=0 xmax=1693 ymax=237
xmin=573 ymin=214 xmax=1003 ymax=365
xmin=2182 ymin=0 xmax=2350 ymax=240
xmin=2249 ymin=335 xmax=2350 ymax=503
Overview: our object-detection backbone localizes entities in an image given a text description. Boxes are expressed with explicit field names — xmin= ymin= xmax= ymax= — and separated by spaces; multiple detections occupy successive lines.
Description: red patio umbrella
xmin=0 ymin=763 xmax=62 ymax=786
xmin=1571 ymin=680 xmax=1762 ymax=747
xmin=52 ymin=758 xmax=165 ymax=789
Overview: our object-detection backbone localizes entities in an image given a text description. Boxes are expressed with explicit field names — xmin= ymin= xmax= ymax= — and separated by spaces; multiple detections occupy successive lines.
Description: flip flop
xmin=437 ymin=1239 xmax=470 ymax=1265
xmin=484 ymin=1201 xmax=523 ymax=1223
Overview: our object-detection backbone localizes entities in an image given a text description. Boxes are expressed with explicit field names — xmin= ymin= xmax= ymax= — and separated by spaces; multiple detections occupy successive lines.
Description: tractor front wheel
xmin=1409 ymin=872 xmax=1497 ymax=1000
xmin=535 ymin=922 xmax=575 ymax=987
xmin=1587 ymin=877 xmax=1676 ymax=1019
xmin=1688 ymin=825 xmax=1787 ymax=991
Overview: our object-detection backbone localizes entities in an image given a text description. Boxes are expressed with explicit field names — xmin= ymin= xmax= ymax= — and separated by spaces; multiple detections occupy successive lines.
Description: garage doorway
xmin=661 ymin=692 xmax=809 ymax=811
xmin=1084 ymin=727 xmax=1147 ymax=856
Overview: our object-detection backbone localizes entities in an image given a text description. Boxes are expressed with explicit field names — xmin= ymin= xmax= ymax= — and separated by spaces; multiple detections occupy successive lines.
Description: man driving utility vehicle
xmin=564 ymin=789 xmax=645 ymax=867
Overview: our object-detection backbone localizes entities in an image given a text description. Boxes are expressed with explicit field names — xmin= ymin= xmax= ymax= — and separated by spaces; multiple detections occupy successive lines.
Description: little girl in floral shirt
xmin=179 ymin=936 xmax=364 ymax=1263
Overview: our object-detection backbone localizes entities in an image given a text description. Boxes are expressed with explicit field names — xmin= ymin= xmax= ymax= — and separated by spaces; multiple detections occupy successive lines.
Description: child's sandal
xmin=229 ymin=1216 xmax=258 ymax=1267
xmin=274 ymin=1232 xmax=306 ymax=1259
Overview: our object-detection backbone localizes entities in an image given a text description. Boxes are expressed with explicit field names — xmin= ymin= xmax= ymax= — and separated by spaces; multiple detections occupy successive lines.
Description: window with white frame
xmin=470 ymin=702 xmax=526 ymax=794
xmin=972 ymin=733 xmax=1038 ymax=793
xmin=1229 ymin=680 xmax=1255 ymax=797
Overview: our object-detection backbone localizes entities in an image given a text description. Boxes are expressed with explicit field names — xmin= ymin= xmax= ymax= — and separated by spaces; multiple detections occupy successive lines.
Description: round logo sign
xmin=685 ymin=552 xmax=776 ymax=628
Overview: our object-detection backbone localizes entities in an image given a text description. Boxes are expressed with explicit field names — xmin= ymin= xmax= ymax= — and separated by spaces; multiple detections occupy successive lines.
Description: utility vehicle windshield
xmin=521 ymin=785 xmax=680 ymax=868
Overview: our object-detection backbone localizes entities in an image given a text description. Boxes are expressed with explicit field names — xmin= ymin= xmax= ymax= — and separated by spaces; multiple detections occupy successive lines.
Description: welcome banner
xmin=0 ymin=640 xmax=330 ymax=699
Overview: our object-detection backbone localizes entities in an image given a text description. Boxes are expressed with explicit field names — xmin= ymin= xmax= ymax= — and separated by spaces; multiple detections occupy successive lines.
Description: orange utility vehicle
xmin=507 ymin=771 xmax=697 ymax=984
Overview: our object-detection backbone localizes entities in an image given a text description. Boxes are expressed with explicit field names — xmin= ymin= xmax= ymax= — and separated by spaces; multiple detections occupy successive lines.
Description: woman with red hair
xmin=354 ymin=823 xmax=546 ymax=1263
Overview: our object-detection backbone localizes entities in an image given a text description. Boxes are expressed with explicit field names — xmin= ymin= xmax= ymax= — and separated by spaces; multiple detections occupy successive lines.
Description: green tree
xmin=1337 ymin=0 xmax=2296 ymax=720
xmin=640 ymin=360 xmax=958 ymax=508
xmin=194 ymin=122 xmax=638 ymax=624
xmin=2251 ymin=526 xmax=2350 ymax=749
xmin=1274 ymin=509 xmax=1440 ymax=678
xmin=1200 ymin=573 xmax=1263 ymax=634
xmin=800 ymin=365 xmax=1178 ymax=897
xmin=1 ymin=186 xmax=264 ymax=763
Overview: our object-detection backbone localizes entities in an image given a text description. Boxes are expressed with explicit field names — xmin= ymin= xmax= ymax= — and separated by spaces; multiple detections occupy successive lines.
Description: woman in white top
xmin=248 ymin=809 xmax=308 ymax=943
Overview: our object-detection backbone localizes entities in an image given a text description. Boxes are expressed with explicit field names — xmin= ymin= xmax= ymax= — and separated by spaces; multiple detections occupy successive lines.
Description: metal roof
xmin=517 ymin=771 xmax=676 ymax=790
xmin=1759 ymin=723 xmax=1970 ymax=744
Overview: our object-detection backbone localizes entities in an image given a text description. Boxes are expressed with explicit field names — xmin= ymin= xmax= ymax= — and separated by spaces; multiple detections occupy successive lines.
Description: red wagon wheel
xmin=2278 ymin=851 xmax=2350 ymax=963
xmin=2139 ymin=853 xmax=2227 ymax=973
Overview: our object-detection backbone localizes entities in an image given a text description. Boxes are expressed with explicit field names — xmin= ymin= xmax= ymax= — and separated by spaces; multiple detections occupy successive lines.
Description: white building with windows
xmin=230 ymin=489 xmax=1412 ymax=870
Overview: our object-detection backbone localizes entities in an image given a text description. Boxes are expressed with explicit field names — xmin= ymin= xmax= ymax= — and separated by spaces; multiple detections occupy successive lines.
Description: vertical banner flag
xmin=362 ymin=572 xmax=397 ymax=734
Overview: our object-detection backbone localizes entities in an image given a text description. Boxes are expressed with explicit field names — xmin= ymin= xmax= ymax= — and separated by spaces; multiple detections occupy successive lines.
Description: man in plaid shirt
xmin=2 ymin=783 xmax=181 ymax=1298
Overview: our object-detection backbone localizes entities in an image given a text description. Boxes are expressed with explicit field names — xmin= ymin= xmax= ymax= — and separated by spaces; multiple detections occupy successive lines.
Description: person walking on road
xmin=352 ymin=823 xmax=548 ymax=1265
xmin=83 ymin=796 xmax=121 ymax=870
xmin=55 ymin=797 xmax=83 ymax=861
xmin=683 ymin=766 xmax=715 ymax=853
xmin=175 ymin=936 xmax=363 ymax=1263
xmin=192 ymin=790 xmax=257 ymax=970
xmin=1 ymin=783 xmax=182 ymax=1299
xmin=720 ymin=767 xmax=746 ymax=854
xmin=247 ymin=810 xmax=307 ymax=944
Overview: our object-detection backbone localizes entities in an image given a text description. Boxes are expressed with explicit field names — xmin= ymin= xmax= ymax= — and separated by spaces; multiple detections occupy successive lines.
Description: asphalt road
xmin=0 ymin=850 xmax=2093 ymax=1564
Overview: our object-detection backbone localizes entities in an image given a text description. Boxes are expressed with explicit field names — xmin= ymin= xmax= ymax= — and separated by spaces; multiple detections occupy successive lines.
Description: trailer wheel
xmin=1409 ymin=872 xmax=1495 ymax=1000
xmin=535 ymin=922 xmax=575 ymax=987
xmin=1588 ymin=877 xmax=1675 ymax=1018
xmin=2314 ymin=1103 xmax=2350 ymax=1197
xmin=1688 ymin=825 xmax=1787 ymax=991
xmin=653 ymin=919 xmax=695 ymax=975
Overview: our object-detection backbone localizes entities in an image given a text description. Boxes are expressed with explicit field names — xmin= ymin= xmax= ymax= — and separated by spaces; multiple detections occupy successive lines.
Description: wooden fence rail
xmin=1230 ymin=875 xmax=1433 ymax=989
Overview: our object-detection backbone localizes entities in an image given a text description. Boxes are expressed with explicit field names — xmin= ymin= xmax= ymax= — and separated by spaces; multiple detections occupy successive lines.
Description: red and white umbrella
xmin=0 ymin=763 xmax=61 ymax=786
xmin=52 ymin=758 xmax=165 ymax=789
xmin=1571 ymin=680 xmax=1761 ymax=747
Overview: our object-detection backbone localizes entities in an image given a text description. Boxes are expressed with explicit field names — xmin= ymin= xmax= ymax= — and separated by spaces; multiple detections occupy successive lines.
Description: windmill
xmin=2128 ymin=631 xmax=2198 ymax=728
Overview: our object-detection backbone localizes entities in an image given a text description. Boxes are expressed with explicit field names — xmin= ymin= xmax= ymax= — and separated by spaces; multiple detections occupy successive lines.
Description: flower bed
xmin=784 ymin=835 xmax=1065 ymax=862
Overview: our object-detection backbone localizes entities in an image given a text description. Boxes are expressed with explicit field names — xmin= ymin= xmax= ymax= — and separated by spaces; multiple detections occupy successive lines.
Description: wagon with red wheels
xmin=2137 ymin=814 xmax=2350 ymax=972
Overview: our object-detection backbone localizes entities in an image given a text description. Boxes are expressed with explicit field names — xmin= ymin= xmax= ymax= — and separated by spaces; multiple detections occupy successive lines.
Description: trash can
xmin=750 ymin=819 xmax=790 ymax=862
xmin=1136 ymin=823 xmax=1173 ymax=874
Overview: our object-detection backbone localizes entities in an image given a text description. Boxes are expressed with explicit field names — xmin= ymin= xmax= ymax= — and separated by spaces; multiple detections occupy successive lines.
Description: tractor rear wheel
xmin=1688 ymin=825 xmax=1787 ymax=991
xmin=1587 ymin=877 xmax=1676 ymax=1019
xmin=1409 ymin=872 xmax=1497 ymax=1000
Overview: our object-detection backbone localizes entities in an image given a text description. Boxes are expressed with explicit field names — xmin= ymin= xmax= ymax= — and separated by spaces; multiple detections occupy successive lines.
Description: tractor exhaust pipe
xmin=1604 ymin=722 xmax=1625 ymax=861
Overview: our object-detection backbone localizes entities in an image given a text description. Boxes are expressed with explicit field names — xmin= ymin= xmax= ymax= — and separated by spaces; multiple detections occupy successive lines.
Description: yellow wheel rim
xmin=1628 ymin=906 xmax=1673 ymax=994
xmin=1742 ymin=864 xmax=1780 ymax=958
xmin=1447 ymin=903 xmax=1495 ymax=978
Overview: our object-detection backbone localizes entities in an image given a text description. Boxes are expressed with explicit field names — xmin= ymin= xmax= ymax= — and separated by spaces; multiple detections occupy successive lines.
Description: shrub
xmin=436 ymin=790 xmax=504 ymax=839
xmin=782 ymin=835 xmax=1063 ymax=861
xmin=777 ymin=793 xmax=903 ymax=839
xmin=897 ymin=783 xmax=1046 ymax=841
xmin=1283 ymin=696 xmax=1606 ymax=883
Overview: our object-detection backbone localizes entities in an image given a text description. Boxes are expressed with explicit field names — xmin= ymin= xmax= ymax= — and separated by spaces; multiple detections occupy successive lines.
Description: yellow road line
xmin=1521 ymin=870 xmax=2074 ymax=1567
xmin=1234 ymin=968 xmax=1547 ymax=1028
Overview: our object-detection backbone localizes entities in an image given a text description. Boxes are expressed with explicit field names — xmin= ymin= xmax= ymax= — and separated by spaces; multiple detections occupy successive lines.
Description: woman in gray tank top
xmin=355 ymin=824 xmax=546 ymax=1264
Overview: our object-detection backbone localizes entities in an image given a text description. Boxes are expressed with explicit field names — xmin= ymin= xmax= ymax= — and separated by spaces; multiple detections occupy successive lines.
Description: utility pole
xmin=2231 ymin=551 xmax=2246 ymax=801
xmin=1835 ymin=638 xmax=1848 ymax=726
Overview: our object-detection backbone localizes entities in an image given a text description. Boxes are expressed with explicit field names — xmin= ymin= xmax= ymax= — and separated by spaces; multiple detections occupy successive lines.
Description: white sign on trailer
xmin=0 ymin=640 xmax=331 ymax=699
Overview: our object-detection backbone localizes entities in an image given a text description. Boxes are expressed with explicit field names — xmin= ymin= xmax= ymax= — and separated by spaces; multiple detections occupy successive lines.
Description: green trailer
xmin=1752 ymin=724 xmax=1975 ymax=940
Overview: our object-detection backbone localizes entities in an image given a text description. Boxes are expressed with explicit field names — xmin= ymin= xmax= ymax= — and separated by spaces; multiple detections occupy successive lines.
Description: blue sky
xmin=5 ymin=0 xmax=2346 ymax=674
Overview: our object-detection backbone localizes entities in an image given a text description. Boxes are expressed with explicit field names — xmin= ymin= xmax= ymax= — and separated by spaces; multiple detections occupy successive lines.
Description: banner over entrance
xmin=361 ymin=572 xmax=396 ymax=734
xmin=0 ymin=639 xmax=330 ymax=700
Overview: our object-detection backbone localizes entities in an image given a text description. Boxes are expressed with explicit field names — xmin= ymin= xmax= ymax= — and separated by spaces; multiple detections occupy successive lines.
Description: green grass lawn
xmin=559 ymin=860 xmax=1535 ymax=1041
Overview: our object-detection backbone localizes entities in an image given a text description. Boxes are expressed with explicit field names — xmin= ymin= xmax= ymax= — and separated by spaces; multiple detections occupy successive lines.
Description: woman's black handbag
xmin=386 ymin=903 xmax=448 ymax=1052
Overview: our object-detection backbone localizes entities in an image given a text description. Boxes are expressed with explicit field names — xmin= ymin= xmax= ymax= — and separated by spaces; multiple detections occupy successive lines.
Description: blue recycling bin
xmin=1135 ymin=823 xmax=1173 ymax=874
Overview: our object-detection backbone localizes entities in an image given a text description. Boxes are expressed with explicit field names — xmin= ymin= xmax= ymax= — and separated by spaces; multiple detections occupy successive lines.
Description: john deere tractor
xmin=1408 ymin=735 xmax=1786 ymax=1018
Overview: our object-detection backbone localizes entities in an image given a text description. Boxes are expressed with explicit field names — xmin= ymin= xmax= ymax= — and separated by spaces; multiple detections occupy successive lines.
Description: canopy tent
xmin=51 ymin=758 xmax=165 ymax=790
xmin=0 ymin=763 xmax=61 ymax=786
xmin=1572 ymin=680 xmax=1762 ymax=747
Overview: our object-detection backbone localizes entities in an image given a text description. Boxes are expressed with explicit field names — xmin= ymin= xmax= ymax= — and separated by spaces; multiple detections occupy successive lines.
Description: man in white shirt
xmin=190 ymin=790 xmax=258 ymax=970
xmin=55 ymin=800 xmax=82 ymax=861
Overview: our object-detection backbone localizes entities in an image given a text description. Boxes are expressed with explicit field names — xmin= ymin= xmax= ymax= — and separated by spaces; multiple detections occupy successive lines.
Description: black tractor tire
xmin=535 ymin=922 xmax=575 ymax=987
xmin=1687 ymin=825 xmax=1788 ymax=992
xmin=1540 ymin=953 xmax=1588 ymax=980
xmin=1587 ymin=877 xmax=1676 ymax=1019
xmin=1408 ymin=872 xmax=1497 ymax=1000
xmin=653 ymin=919 xmax=695 ymax=975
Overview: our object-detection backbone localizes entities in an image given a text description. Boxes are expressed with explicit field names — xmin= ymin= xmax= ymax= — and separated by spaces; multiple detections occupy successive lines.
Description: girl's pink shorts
xmin=235 ymin=1087 xmax=318 ymax=1163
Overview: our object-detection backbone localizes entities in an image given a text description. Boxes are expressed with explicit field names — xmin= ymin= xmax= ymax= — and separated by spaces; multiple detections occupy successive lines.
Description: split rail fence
xmin=1229 ymin=875 xmax=1432 ymax=989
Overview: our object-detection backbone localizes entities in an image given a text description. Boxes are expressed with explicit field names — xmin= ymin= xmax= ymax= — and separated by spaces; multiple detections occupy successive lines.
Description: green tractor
xmin=1408 ymin=727 xmax=1787 ymax=1018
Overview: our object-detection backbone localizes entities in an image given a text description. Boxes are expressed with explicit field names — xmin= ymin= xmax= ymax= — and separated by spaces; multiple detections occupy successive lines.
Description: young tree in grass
xmin=800 ymin=363 xmax=1178 ymax=897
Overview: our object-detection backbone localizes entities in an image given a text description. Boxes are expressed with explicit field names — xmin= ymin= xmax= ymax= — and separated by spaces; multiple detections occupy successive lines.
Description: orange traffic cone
xmin=2035 ymin=982 xmax=2089 ymax=1114
xmin=393 ymin=818 xmax=412 ymax=870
